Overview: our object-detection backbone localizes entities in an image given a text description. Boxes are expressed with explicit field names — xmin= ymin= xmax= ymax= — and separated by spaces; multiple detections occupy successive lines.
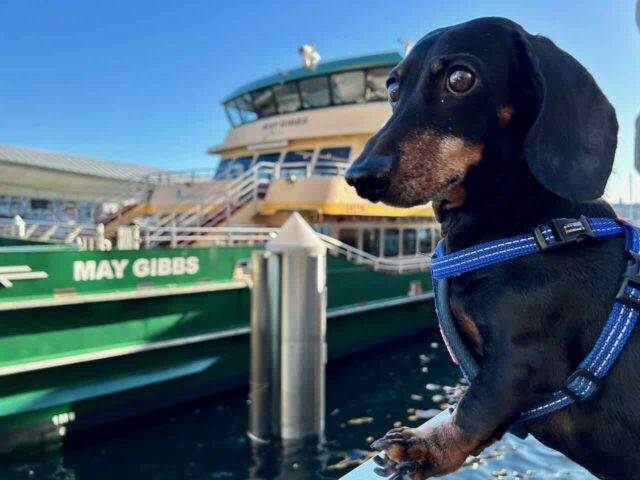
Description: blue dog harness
xmin=431 ymin=216 xmax=640 ymax=436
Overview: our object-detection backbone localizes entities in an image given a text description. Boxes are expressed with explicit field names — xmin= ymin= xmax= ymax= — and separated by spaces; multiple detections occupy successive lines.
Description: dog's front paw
xmin=370 ymin=422 xmax=472 ymax=479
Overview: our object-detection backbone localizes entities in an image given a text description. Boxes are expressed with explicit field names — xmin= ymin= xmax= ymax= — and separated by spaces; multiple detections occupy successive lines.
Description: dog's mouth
xmin=381 ymin=170 xmax=465 ymax=208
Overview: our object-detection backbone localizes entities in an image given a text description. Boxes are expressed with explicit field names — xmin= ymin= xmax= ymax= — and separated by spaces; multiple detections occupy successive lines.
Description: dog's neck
xmin=434 ymin=151 xmax=603 ymax=253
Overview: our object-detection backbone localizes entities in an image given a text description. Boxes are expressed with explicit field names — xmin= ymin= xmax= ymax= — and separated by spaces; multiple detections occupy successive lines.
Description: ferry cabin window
xmin=314 ymin=225 xmax=332 ymax=236
xmin=252 ymin=87 xmax=277 ymax=118
xmin=282 ymin=149 xmax=314 ymax=176
xmin=384 ymin=228 xmax=400 ymax=257
xmin=224 ymin=101 xmax=242 ymax=127
xmin=230 ymin=156 xmax=253 ymax=177
xmin=273 ymin=82 xmax=301 ymax=113
xmin=330 ymin=71 xmax=365 ymax=105
xmin=366 ymin=67 xmax=391 ymax=101
xmin=403 ymin=229 xmax=417 ymax=256
xmin=214 ymin=159 xmax=233 ymax=179
xmin=338 ymin=228 xmax=358 ymax=248
xmin=418 ymin=228 xmax=433 ymax=254
xmin=362 ymin=228 xmax=380 ymax=256
xmin=255 ymin=152 xmax=280 ymax=183
xmin=299 ymin=76 xmax=331 ymax=108
xmin=313 ymin=147 xmax=351 ymax=176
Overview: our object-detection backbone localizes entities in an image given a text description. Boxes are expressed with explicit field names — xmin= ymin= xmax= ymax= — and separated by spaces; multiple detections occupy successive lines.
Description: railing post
xmin=248 ymin=212 xmax=327 ymax=443
xmin=95 ymin=223 xmax=105 ymax=251
xmin=170 ymin=220 xmax=177 ymax=248
xmin=13 ymin=215 xmax=26 ymax=238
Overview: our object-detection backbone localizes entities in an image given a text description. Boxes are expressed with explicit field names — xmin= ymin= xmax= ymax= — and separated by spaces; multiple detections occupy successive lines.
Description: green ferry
xmin=0 ymin=50 xmax=439 ymax=453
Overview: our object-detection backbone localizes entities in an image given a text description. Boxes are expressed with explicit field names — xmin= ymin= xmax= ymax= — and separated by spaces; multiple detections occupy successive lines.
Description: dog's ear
xmin=517 ymin=33 xmax=618 ymax=201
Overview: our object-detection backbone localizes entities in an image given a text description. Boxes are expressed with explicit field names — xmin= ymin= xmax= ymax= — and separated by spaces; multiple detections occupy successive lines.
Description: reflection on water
xmin=0 ymin=330 xmax=595 ymax=479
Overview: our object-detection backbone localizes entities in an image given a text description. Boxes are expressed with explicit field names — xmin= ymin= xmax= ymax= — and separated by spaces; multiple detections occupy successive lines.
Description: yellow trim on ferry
xmin=259 ymin=201 xmax=433 ymax=217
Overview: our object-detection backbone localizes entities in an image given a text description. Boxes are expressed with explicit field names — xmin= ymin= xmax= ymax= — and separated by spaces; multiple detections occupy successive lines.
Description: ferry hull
xmin=0 ymin=247 xmax=435 ymax=454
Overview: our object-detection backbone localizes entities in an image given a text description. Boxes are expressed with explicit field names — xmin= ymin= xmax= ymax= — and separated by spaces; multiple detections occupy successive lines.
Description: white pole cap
xmin=267 ymin=212 xmax=326 ymax=255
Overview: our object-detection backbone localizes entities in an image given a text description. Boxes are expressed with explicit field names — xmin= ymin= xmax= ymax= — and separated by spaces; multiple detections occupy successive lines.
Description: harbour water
xmin=0 ymin=329 xmax=594 ymax=480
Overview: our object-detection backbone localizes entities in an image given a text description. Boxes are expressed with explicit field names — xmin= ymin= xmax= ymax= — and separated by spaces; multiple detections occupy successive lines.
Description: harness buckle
xmin=615 ymin=251 xmax=640 ymax=309
xmin=563 ymin=368 xmax=603 ymax=403
xmin=533 ymin=215 xmax=595 ymax=251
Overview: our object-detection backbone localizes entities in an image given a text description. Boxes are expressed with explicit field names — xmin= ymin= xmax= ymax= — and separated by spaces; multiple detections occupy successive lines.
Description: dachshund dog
xmin=345 ymin=17 xmax=637 ymax=480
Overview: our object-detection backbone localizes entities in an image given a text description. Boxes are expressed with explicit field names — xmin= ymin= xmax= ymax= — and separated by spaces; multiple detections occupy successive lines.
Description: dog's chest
xmin=450 ymin=302 xmax=484 ymax=358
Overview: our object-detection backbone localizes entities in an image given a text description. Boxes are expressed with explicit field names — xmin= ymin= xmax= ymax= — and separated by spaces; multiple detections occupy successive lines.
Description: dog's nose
xmin=345 ymin=154 xmax=393 ymax=201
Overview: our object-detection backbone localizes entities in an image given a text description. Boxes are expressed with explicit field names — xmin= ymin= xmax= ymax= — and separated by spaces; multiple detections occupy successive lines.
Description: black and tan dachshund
xmin=345 ymin=17 xmax=637 ymax=480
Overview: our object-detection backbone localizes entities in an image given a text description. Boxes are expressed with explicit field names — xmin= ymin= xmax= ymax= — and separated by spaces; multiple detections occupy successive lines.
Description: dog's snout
xmin=345 ymin=154 xmax=393 ymax=202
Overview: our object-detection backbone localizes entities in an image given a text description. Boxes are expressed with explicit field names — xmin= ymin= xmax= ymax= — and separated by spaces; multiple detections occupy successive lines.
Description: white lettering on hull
xmin=72 ymin=256 xmax=199 ymax=282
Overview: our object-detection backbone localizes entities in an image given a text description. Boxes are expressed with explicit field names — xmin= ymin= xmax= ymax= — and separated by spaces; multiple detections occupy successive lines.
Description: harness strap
xmin=431 ymin=216 xmax=639 ymax=434
xmin=432 ymin=216 xmax=624 ymax=280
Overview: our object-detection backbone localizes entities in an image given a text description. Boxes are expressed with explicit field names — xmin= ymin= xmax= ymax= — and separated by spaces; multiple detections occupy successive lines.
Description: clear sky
xmin=1 ymin=0 xmax=638 ymax=201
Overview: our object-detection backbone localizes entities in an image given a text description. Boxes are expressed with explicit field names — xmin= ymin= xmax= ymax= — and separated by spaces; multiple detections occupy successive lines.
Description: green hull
xmin=0 ymin=243 xmax=434 ymax=454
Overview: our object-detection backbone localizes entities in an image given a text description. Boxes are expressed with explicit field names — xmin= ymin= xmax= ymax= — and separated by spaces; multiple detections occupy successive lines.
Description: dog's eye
xmin=387 ymin=82 xmax=400 ymax=106
xmin=446 ymin=69 xmax=475 ymax=94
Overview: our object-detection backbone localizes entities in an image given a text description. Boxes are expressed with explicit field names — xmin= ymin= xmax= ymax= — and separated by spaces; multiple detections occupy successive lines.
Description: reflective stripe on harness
xmin=431 ymin=216 xmax=639 ymax=437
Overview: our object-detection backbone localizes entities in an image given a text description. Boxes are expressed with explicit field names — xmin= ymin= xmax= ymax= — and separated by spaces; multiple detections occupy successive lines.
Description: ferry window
xmin=224 ymin=101 xmax=242 ymax=127
xmin=252 ymin=87 xmax=277 ymax=118
xmin=366 ymin=67 xmax=392 ymax=101
xmin=362 ymin=228 xmax=380 ymax=256
xmin=403 ymin=229 xmax=417 ymax=256
xmin=314 ymin=147 xmax=351 ymax=176
xmin=231 ymin=156 xmax=253 ymax=177
xmin=282 ymin=149 xmax=313 ymax=177
xmin=255 ymin=152 xmax=280 ymax=164
xmin=214 ymin=159 xmax=233 ymax=179
xmin=283 ymin=150 xmax=313 ymax=163
xmin=418 ymin=228 xmax=433 ymax=254
xmin=274 ymin=82 xmax=301 ymax=113
xmin=330 ymin=71 xmax=366 ymax=104
xmin=384 ymin=228 xmax=400 ymax=257
xmin=299 ymin=76 xmax=330 ymax=108
xmin=314 ymin=225 xmax=332 ymax=236
xmin=339 ymin=228 xmax=358 ymax=248
xmin=235 ymin=94 xmax=258 ymax=123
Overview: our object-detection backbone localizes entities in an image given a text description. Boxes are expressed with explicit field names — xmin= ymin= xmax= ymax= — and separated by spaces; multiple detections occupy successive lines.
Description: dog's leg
xmin=372 ymin=348 xmax=544 ymax=479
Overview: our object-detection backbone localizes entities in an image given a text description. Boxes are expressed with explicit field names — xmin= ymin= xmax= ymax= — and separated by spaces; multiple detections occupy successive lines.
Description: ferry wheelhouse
xmin=0 ymin=51 xmax=438 ymax=453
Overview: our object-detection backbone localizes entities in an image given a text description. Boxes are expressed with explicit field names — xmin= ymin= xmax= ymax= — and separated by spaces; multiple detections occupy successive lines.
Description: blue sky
xmin=0 ymin=0 xmax=638 ymax=201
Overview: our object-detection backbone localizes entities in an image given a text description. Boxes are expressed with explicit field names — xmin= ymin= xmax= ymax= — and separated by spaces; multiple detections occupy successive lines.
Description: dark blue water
xmin=0 ymin=329 xmax=594 ymax=479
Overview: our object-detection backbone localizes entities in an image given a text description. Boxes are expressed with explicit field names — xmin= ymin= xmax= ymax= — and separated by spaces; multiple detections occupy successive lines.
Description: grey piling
xmin=248 ymin=212 xmax=327 ymax=442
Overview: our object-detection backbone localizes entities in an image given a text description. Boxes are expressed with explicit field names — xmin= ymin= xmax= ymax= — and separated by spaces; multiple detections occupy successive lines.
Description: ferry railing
xmin=133 ymin=224 xmax=431 ymax=273
xmin=0 ymin=216 xmax=112 ymax=251
xmin=141 ymin=168 xmax=219 ymax=185
xmin=141 ymin=161 xmax=349 ymax=231
xmin=138 ymin=225 xmax=280 ymax=248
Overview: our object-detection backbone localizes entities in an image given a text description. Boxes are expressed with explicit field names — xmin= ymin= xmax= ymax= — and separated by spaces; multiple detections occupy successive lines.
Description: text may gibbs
xmin=73 ymin=256 xmax=200 ymax=282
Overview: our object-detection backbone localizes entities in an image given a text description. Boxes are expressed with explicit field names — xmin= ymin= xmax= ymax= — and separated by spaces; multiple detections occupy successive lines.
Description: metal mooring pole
xmin=248 ymin=212 xmax=327 ymax=443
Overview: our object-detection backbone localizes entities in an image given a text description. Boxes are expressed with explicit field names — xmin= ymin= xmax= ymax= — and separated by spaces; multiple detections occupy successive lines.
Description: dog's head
xmin=345 ymin=17 xmax=618 ymax=207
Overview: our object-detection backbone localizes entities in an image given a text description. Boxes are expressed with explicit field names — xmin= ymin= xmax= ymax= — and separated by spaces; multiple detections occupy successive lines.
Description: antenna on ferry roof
xmin=299 ymin=43 xmax=321 ymax=70
xmin=398 ymin=38 xmax=414 ymax=56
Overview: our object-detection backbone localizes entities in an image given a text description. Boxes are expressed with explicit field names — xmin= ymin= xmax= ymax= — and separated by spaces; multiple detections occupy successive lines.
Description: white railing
xmin=138 ymin=225 xmax=280 ymax=248
xmin=141 ymin=168 xmax=219 ymax=185
xmin=132 ymin=224 xmax=431 ymax=273
xmin=143 ymin=161 xmax=349 ymax=231
xmin=0 ymin=216 xmax=111 ymax=250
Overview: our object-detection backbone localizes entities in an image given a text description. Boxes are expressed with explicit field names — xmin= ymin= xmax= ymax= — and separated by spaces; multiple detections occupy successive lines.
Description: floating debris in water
xmin=330 ymin=408 xmax=340 ymax=416
xmin=393 ymin=421 xmax=402 ymax=428
xmin=406 ymin=407 xmax=416 ymax=414
xmin=431 ymin=394 xmax=445 ymax=403
xmin=365 ymin=436 xmax=374 ymax=443
xmin=325 ymin=450 xmax=374 ymax=470
xmin=430 ymin=342 xmax=439 ymax=349
xmin=347 ymin=416 xmax=374 ymax=426
xmin=421 ymin=366 xmax=429 ymax=373
xmin=419 ymin=354 xmax=431 ymax=364
xmin=413 ymin=408 xmax=441 ymax=419
xmin=425 ymin=383 xmax=441 ymax=391
xmin=410 ymin=394 xmax=423 ymax=401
